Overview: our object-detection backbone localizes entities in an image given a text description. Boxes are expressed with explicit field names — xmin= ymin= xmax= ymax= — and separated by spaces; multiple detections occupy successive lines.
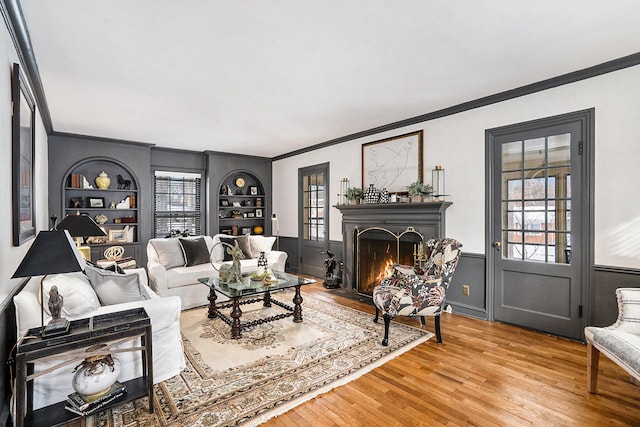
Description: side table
xmin=14 ymin=308 xmax=153 ymax=427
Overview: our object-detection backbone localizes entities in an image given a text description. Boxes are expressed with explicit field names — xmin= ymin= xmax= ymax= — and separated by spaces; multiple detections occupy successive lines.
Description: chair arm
xmin=268 ymin=250 xmax=288 ymax=271
xmin=124 ymin=267 xmax=148 ymax=288
xmin=146 ymin=261 xmax=168 ymax=293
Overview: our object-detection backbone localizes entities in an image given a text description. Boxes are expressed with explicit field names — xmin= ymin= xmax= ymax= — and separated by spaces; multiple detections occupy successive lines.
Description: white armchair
xmin=585 ymin=288 xmax=640 ymax=393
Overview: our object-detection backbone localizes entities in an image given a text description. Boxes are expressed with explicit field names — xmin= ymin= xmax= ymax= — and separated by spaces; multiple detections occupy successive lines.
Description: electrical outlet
xmin=462 ymin=284 xmax=470 ymax=296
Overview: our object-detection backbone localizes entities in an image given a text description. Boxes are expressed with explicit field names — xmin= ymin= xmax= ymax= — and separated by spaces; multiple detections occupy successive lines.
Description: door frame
xmin=485 ymin=109 xmax=595 ymax=335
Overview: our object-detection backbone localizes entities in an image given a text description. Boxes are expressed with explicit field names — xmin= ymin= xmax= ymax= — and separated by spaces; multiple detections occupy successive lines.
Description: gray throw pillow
xmin=219 ymin=234 xmax=252 ymax=260
xmin=150 ymin=238 xmax=185 ymax=269
xmin=84 ymin=264 xmax=146 ymax=305
xmin=179 ymin=237 xmax=210 ymax=266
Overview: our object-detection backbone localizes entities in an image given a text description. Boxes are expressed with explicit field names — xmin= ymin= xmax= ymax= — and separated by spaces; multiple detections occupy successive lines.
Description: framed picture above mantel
xmin=361 ymin=130 xmax=424 ymax=194
xmin=12 ymin=63 xmax=36 ymax=246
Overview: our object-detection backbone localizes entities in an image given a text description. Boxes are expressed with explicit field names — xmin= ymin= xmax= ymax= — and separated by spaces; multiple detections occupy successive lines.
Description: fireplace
xmin=336 ymin=201 xmax=452 ymax=295
xmin=356 ymin=227 xmax=424 ymax=295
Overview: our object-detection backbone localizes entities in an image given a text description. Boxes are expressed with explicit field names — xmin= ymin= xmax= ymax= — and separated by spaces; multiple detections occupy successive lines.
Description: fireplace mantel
xmin=336 ymin=201 xmax=452 ymax=292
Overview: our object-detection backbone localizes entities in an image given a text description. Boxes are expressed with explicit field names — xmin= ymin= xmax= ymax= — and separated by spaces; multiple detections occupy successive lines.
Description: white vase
xmin=72 ymin=345 xmax=121 ymax=398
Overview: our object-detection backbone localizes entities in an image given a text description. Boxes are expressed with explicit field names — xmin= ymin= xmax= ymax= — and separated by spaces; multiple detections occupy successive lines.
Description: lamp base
xmin=42 ymin=318 xmax=70 ymax=337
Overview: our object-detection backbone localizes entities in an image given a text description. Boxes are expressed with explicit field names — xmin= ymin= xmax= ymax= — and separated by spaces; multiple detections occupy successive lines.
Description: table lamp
xmin=57 ymin=212 xmax=107 ymax=261
xmin=272 ymin=213 xmax=280 ymax=251
xmin=12 ymin=229 xmax=86 ymax=336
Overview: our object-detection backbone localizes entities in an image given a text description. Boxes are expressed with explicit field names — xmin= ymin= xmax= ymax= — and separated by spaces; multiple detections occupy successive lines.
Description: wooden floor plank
xmin=261 ymin=282 xmax=640 ymax=427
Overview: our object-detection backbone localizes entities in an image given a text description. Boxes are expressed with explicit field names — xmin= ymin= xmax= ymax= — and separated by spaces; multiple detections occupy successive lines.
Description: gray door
xmin=298 ymin=163 xmax=329 ymax=277
xmin=488 ymin=110 xmax=592 ymax=340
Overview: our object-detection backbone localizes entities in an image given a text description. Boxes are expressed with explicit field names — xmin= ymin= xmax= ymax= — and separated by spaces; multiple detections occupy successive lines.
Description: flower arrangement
xmin=406 ymin=181 xmax=433 ymax=197
xmin=345 ymin=187 xmax=364 ymax=202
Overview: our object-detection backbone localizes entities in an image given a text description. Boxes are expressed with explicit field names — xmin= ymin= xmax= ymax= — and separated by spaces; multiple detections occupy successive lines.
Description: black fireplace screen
xmin=355 ymin=227 xmax=424 ymax=295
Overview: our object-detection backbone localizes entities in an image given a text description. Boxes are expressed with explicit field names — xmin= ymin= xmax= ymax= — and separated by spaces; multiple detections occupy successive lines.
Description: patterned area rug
xmin=93 ymin=290 xmax=432 ymax=426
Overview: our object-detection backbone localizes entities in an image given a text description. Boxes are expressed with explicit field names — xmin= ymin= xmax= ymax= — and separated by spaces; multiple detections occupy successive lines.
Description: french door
xmin=487 ymin=110 xmax=593 ymax=340
xmin=298 ymin=163 xmax=329 ymax=277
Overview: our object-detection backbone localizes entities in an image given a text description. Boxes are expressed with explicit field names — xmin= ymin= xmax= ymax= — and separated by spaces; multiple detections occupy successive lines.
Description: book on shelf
xmin=96 ymin=257 xmax=136 ymax=269
xmin=66 ymin=381 xmax=126 ymax=413
xmin=65 ymin=389 xmax=127 ymax=416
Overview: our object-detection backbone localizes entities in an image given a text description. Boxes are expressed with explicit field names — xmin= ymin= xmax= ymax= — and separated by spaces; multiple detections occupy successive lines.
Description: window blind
xmin=153 ymin=171 xmax=202 ymax=237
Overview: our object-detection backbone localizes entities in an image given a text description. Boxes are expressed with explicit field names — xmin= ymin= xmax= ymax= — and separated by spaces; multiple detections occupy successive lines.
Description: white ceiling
xmin=19 ymin=0 xmax=640 ymax=157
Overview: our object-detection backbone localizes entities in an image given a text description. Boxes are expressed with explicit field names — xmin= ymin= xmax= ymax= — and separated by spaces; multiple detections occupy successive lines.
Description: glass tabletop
xmin=198 ymin=271 xmax=315 ymax=298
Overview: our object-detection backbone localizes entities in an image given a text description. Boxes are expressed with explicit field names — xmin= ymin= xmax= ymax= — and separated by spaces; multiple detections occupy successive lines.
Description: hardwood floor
xmin=263 ymin=282 xmax=640 ymax=427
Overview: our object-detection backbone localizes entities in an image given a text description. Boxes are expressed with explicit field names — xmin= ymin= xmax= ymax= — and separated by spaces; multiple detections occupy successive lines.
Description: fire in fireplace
xmin=355 ymin=227 xmax=424 ymax=295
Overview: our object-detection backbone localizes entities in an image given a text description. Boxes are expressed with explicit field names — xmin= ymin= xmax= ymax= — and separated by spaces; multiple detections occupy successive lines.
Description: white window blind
xmin=153 ymin=171 xmax=202 ymax=237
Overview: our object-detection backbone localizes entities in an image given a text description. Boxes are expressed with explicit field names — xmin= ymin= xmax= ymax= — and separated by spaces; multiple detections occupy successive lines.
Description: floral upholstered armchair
xmin=373 ymin=238 xmax=462 ymax=346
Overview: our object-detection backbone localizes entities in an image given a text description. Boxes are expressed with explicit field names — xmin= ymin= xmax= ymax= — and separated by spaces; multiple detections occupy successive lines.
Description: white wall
xmin=273 ymin=65 xmax=640 ymax=268
xmin=0 ymin=23 xmax=49 ymax=306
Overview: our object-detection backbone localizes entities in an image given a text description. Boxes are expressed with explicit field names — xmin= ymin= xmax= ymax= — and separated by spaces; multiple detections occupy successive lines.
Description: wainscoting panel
xmin=591 ymin=265 xmax=640 ymax=327
xmin=446 ymin=252 xmax=487 ymax=319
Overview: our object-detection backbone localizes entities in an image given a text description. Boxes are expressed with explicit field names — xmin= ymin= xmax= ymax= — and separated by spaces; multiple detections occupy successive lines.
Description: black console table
xmin=14 ymin=308 xmax=153 ymax=427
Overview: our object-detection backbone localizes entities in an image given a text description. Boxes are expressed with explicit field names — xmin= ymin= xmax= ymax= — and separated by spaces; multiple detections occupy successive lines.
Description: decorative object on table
xmin=231 ymin=225 xmax=238 ymax=236
xmin=11 ymin=229 xmax=86 ymax=336
xmin=406 ymin=180 xmax=433 ymax=203
xmin=272 ymin=213 xmax=280 ymax=250
xmin=220 ymin=184 xmax=229 ymax=195
xmin=378 ymin=187 xmax=390 ymax=203
xmin=87 ymin=196 xmax=106 ymax=208
xmin=58 ymin=213 xmax=108 ymax=261
xmin=210 ymin=241 xmax=244 ymax=284
xmin=321 ymin=250 xmax=342 ymax=289
xmin=95 ymin=171 xmax=111 ymax=189
xmin=253 ymin=225 xmax=264 ymax=235
xmin=345 ymin=186 xmax=363 ymax=204
xmin=256 ymin=197 xmax=263 ymax=207
xmin=257 ymin=251 xmax=268 ymax=269
xmin=244 ymin=199 xmax=253 ymax=207
xmin=339 ymin=177 xmax=350 ymax=205
xmin=118 ymin=216 xmax=136 ymax=223
xmin=11 ymin=63 xmax=36 ymax=246
xmin=103 ymin=245 xmax=125 ymax=261
xmin=361 ymin=130 xmax=424 ymax=193
xmin=115 ymin=196 xmax=130 ymax=209
xmin=71 ymin=343 xmax=122 ymax=398
xmin=241 ymin=227 xmax=251 ymax=235
xmin=432 ymin=164 xmax=446 ymax=201
xmin=94 ymin=213 xmax=108 ymax=224
xmin=363 ymin=183 xmax=379 ymax=204
xmin=116 ymin=174 xmax=131 ymax=189
xmin=390 ymin=193 xmax=397 ymax=203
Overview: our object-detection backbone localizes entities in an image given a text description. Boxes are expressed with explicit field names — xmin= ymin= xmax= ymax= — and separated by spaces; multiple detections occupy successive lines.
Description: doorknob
xmin=492 ymin=241 xmax=501 ymax=250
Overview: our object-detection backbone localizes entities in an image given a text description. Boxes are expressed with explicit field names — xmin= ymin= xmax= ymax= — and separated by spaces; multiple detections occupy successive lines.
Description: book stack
xmin=96 ymin=256 xmax=136 ymax=269
xmin=65 ymin=381 xmax=127 ymax=416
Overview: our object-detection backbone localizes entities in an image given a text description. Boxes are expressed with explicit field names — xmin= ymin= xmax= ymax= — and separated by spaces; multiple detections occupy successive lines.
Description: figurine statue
xmin=322 ymin=251 xmax=342 ymax=289
xmin=48 ymin=286 xmax=64 ymax=324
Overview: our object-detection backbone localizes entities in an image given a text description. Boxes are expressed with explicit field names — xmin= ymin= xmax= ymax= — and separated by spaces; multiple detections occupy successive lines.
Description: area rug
xmin=93 ymin=290 xmax=433 ymax=426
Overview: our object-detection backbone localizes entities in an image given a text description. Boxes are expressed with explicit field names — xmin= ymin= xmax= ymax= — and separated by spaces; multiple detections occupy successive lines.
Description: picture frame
xmin=12 ymin=63 xmax=36 ymax=246
xmin=255 ymin=208 xmax=263 ymax=218
xmin=87 ymin=197 xmax=105 ymax=208
xmin=108 ymin=229 xmax=127 ymax=242
xmin=361 ymin=130 xmax=424 ymax=193
xmin=249 ymin=186 xmax=258 ymax=195
xmin=241 ymin=227 xmax=251 ymax=235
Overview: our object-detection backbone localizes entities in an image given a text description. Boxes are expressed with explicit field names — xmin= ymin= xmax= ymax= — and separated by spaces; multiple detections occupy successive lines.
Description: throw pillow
xmin=84 ymin=264 xmax=146 ymax=305
xmin=218 ymin=236 xmax=237 ymax=261
xmin=250 ymin=235 xmax=276 ymax=256
xmin=41 ymin=272 xmax=101 ymax=317
xmin=150 ymin=238 xmax=185 ymax=269
xmin=179 ymin=237 xmax=210 ymax=266
xmin=219 ymin=235 xmax=252 ymax=260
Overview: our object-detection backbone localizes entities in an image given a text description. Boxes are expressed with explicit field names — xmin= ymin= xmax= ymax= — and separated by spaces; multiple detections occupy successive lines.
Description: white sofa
xmin=12 ymin=267 xmax=185 ymax=410
xmin=147 ymin=234 xmax=288 ymax=310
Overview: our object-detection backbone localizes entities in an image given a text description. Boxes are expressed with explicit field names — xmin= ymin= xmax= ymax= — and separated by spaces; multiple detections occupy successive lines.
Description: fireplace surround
xmin=336 ymin=202 xmax=452 ymax=295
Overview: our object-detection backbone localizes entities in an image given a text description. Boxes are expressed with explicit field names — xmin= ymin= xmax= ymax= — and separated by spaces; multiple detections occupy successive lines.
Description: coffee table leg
xmin=293 ymin=285 xmax=303 ymax=323
xmin=263 ymin=290 xmax=271 ymax=307
xmin=230 ymin=297 xmax=242 ymax=339
xmin=207 ymin=288 xmax=218 ymax=318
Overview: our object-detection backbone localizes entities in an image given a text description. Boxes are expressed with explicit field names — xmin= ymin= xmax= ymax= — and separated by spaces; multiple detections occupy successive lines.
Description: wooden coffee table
xmin=199 ymin=272 xmax=315 ymax=339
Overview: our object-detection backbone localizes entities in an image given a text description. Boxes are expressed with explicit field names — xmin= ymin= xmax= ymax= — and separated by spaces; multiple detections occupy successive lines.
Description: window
xmin=153 ymin=170 xmax=202 ymax=237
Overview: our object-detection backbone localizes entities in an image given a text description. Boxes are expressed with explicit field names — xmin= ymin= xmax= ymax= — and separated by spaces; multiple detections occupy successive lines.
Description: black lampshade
xmin=58 ymin=213 xmax=107 ymax=237
xmin=12 ymin=230 xmax=86 ymax=278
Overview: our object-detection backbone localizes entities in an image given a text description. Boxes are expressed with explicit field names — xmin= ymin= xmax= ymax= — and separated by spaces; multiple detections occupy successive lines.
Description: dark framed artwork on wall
xmin=361 ymin=130 xmax=424 ymax=193
xmin=12 ymin=63 xmax=36 ymax=246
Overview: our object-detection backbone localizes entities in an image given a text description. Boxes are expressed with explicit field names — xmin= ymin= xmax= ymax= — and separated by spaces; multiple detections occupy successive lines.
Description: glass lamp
xmin=12 ymin=230 xmax=86 ymax=336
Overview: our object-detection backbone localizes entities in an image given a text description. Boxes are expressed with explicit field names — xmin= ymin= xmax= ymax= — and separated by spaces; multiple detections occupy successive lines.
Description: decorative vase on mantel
xmin=95 ymin=171 xmax=111 ymax=189
xmin=363 ymin=184 xmax=379 ymax=204
xmin=378 ymin=188 xmax=390 ymax=203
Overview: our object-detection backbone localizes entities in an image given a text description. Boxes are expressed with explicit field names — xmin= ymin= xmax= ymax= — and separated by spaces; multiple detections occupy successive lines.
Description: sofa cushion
xmin=41 ymin=272 xmax=101 ymax=317
xmin=84 ymin=264 xmax=147 ymax=305
xmin=219 ymin=235 xmax=252 ymax=260
xmin=250 ymin=235 xmax=276 ymax=256
xmin=150 ymin=238 xmax=185 ymax=269
xmin=179 ymin=237 xmax=210 ymax=266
